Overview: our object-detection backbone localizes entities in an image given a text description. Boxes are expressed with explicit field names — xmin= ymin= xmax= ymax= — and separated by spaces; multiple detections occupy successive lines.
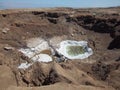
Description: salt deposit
xmin=32 ymin=54 xmax=52 ymax=62
xmin=19 ymin=38 xmax=50 ymax=58
xmin=18 ymin=38 xmax=53 ymax=67
xmin=18 ymin=62 xmax=32 ymax=69
xmin=18 ymin=54 xmax=52 ymax=69
xmin=18 ymin=38 xmax=93 ymax=69
xmin=57 ymin=40 xmax=93 ymax=59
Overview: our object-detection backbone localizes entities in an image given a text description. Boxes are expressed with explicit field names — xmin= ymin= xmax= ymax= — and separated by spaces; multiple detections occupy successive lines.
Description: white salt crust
xmin=57 ymin=40 xmax=93 ymax=59
xmin=18 ymin=38 xmax=52 ymax=69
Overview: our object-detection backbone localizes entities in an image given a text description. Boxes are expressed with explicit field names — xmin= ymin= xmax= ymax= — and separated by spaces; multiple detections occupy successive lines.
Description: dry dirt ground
xmin=0 ymin=7 xmax=120 ymax=90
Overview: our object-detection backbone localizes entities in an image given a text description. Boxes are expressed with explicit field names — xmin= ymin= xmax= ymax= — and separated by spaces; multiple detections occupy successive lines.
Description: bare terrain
xmin=0 ymin=7 xmax=120 ymax=90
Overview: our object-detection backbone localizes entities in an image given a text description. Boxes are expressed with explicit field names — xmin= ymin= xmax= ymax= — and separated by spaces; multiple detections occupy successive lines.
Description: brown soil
xmin=0 ymin=7 xmax=120 ymax=90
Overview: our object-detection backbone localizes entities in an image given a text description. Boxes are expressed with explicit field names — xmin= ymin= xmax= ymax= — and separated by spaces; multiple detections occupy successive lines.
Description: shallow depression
xmin=18 ymin=38 xmax=93 ymax=69
xmin=57 ymin=40 xmax=93 ymax=59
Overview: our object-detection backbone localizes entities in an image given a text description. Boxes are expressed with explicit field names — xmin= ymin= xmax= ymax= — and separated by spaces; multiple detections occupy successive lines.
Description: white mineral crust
xmin=57 ymin=40 xmax=93 ymax=59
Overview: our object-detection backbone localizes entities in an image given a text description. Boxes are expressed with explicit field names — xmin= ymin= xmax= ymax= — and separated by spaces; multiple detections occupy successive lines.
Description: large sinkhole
xmin=13 ymin=13 xmax=119 ymax=87
xmin=0 ymin=10 xmax=119 ymax=88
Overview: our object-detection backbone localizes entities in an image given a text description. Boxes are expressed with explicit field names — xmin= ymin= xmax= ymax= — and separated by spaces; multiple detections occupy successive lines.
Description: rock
xmin=92 ymin=12 xmax=96 ymax=16
xmin=108 ymin=36 xmax=120 ymax=49
xmin=116 ymin=57 xmax=120 ymax=61
xmin=4 ymin=46 xmax=15 ymax=51
xmin=81 ymin=31 xmax=86 ymax=35
xmin=71 ymin=33 xmax=74 ymax=37
xmin=2 ymin=28 xmax=10 ymax=34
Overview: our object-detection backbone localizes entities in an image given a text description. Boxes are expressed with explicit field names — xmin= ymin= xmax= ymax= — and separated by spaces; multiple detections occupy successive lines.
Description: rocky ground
xmin=0 ymin=7 xmax=120 ymax=90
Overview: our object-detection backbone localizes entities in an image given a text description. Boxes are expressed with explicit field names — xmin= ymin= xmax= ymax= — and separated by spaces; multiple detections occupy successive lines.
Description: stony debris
xmin=91 ymin=61 xmax=110 ymax=80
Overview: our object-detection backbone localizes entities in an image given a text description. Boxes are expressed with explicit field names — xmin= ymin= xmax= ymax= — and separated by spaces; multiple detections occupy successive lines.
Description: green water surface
xmin=66 ymin=46 xmax=85 ymax=56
